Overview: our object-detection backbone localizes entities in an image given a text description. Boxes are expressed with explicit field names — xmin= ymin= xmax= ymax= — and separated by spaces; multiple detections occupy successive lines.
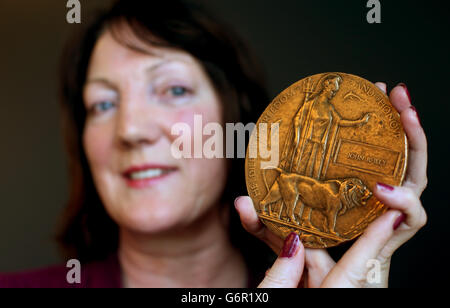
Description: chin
xmin=117 ymin=201 xmax=189 ymax=234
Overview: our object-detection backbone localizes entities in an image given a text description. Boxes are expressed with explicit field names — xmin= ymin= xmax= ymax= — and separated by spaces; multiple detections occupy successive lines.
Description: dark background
xmin=0 ymin=0 xmax=448 ymax=287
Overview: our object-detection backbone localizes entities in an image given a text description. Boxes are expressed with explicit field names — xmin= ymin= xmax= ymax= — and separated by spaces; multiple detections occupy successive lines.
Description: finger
xmin=259 ymin=233 xmax=305 ymax=288
xmin=375 ymin=82 xmax=387 ymax=94
xmin=374 ymin=184 xmax=427 ymax=255
xmin=390 ymin=84 xmax=428 ymax=195
xmin=322 ymin=210 xmax=402 ymax=287
xmin=323 ymin=183 xmax=427 ymax=287
xmin=374 ymin=184 xmax=427 ymax=229
xmin=401 ymin=108 xmax=428 ymax=195
xmin=235 ymin=196 xmax=284 ymax=252
xmin=234 ymin=196 xmax=264 ymax=237
xmin=333 ymin=182 xmax=428 ymax=276
xmin=389 ymin=84 xmax=412 ymax=113
xmin=305 ymin=248 xmax=336 ymax=288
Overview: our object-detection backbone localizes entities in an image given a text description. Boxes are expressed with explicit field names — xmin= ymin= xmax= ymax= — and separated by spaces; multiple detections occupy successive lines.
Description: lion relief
xmin=260 ymin=168 xmax=372 ymax=236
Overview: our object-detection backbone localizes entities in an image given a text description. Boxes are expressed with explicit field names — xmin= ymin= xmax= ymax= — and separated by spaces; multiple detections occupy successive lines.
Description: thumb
xmin=258 ymin=232 xmax=305 ymax=288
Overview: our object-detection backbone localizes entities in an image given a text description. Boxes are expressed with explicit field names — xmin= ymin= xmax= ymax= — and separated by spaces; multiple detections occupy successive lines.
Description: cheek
xmin=83 ymin=124 xmax=114 ymax=170
xmin=173 ymin=109 xmax=196 ymax=133
xmin=172 ymin=105 xmax=227 ymax=203
xmin=168 ymin=104 xmax=222 ymax=148
xmin=172 ymin=105 xmax=220 ymax=128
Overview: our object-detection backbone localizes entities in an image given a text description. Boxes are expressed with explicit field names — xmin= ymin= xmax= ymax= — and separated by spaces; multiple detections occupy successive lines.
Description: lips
xmin=122 ymin=164 xmax=177 ymax=188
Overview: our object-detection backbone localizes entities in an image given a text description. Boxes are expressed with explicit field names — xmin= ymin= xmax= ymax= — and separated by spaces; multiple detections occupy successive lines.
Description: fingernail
xmin=410 ymin=106 xmax=422 ymax=126
xmin=234 ymin=197 xmax=241 ymax=208
xmin=393 ymin=213 xmax=407 ymax=230
xmin=377 ymin=182 xmax=395 ymax=192
xmin=280 ymin=232 xmax=300 ymax=258
xmin=398 ymin=83 xmax=411 ymax=103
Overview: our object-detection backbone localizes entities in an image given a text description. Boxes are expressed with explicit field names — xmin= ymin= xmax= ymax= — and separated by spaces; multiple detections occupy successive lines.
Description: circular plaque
xmin=245 ymin=73 xmax=407 ymax=248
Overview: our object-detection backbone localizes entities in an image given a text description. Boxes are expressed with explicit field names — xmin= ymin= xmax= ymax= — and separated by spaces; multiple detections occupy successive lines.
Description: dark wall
xmin=0 ymin=0 xmax=448 ymax=287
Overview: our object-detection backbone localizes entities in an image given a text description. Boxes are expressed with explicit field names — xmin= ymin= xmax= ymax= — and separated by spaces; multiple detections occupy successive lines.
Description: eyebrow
xmin=84 ymin=60 xmax=173 ymax=88
xmin=84 ymin=78 xmax=118 ymax=90
xmin=145 ymin=60 xmax=171 ymax=74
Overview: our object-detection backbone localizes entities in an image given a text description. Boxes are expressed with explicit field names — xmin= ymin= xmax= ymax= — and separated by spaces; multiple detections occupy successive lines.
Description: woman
xmin=0 ymin=0 xmax=427 ymax=288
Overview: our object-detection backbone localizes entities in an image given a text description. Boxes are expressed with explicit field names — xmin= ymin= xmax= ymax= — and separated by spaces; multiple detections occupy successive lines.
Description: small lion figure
xmin=260 ymin=168 xmax=372 ymax=236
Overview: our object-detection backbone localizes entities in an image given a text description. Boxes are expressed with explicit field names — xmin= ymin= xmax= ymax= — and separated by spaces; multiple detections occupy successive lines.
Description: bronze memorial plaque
xmin=245 ymin=73 xmax=408 ymax=248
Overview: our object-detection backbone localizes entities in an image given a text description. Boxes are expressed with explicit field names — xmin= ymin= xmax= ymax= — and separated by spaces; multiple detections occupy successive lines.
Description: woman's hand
xmin=235 ymin=83 xmax=428 ymax=288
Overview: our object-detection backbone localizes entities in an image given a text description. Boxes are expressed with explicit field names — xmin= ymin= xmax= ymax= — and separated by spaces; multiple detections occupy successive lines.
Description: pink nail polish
xmin=280 ymin=232 xmax=300 ymax=258
xmin=410 ymin=106 xmax=422 ymax=126
xmin=377 ymin=182 xmax=395 ymax=192
xmin=398 ymin=83 xmax=411 ymax=103
xmin=393 ymin=213 xmax=406 ymax=230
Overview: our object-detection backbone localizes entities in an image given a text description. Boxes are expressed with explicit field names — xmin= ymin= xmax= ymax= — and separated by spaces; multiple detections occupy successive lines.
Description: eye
xmin=168 ymin=86 xmax=189 ymax=97
xmin=156 ymin=83 xmax=194 ymax=106
xmin=89 ymin=101 xmax=116 ymax=115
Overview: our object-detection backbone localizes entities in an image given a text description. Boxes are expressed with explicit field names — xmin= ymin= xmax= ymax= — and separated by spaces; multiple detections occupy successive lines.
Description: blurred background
xmin=0 ymin=0 xmax=448 ymax=287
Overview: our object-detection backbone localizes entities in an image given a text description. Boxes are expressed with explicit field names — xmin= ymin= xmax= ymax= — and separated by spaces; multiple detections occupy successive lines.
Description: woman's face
xmin=83 ymin=30 xmax=227 ymax=234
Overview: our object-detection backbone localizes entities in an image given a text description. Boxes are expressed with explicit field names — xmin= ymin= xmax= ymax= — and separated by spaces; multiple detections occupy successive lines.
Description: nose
xmin=115 ymin=102 xmax=163 ymax=150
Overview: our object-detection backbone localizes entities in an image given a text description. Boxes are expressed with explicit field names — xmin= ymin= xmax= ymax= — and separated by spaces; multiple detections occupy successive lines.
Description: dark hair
xmin=57 ymin=0 xmax=274 ymax=283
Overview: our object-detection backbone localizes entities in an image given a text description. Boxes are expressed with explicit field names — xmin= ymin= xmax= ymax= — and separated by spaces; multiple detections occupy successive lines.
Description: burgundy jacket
xmin=0 ymin=254 xmax=258 ymax=288
xmin=0 ymin=254 xmax=122 ymax=288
